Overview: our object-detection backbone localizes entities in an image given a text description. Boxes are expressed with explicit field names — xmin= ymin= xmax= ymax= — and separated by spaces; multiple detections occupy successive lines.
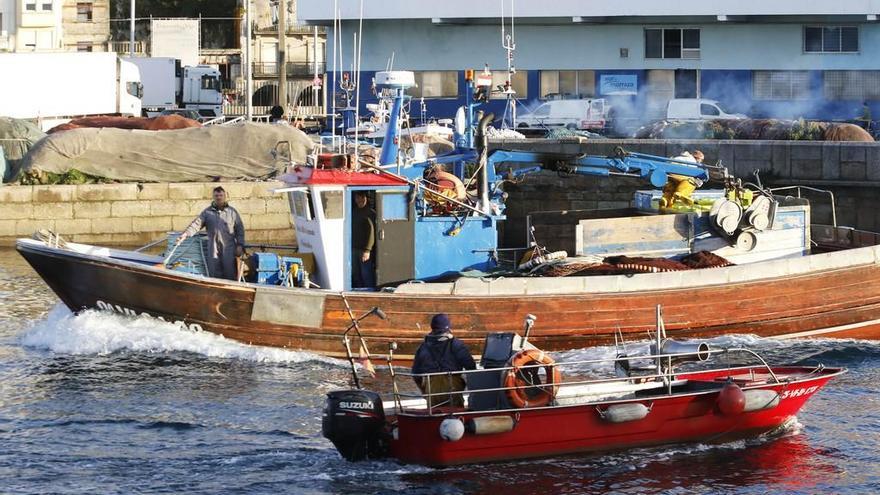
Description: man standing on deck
xmin=351 ymin=191 xmax=376 ymax=288
xmin=412 ymin=314 xmax=477 ymax=408
xmin=176 ymin=186 xmax=245 ymax=281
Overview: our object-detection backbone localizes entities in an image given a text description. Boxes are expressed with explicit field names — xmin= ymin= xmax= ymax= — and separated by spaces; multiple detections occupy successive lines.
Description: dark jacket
xmin=352 ymin=206 xmax=375 ymax=253
xmin=411 ymin=333 xmax=477 ymax=375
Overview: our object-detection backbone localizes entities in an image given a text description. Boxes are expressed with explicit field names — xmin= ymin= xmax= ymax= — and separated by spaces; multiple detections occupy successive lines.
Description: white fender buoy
xmin=600 ymin=403 xmax=651 ymax=423
xmin=465 ymin=416 xmax=516 ymax=435
xmin=439 ymin=418 xmax=464 ymax=442
xmin=743 ymin=389 xmax=780 ymax=412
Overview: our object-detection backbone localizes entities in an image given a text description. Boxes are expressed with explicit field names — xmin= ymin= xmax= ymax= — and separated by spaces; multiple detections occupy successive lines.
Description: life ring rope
xmin=503 ymin=349 xmax=562 ymax=408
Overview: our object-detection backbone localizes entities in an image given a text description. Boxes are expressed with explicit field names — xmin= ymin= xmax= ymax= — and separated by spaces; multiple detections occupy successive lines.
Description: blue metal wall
xmin=413 ymin=216 xmax=499 ymax=280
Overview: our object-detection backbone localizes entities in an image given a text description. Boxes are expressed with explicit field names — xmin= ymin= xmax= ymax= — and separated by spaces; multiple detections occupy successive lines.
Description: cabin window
xmin=201 ymin=75 xmax=220 ymax=91
xmin=645 ymin=28 xmax=700 ymax=59
xmin=410 ymin=71 xmax=458 ymax=98
xmin=804 ymin=26 xmax=858 ymax=53
xmin=490 ymin=70 xmax=528 ymax=99
xmin=290 ymin=191 xmax=314 ymax=220
xmin=381 ymin=193 xmax=409 ymax=221
xmin=753 ymin=71 xmax=810 ymax=100
xmin=321 ymin=191 xmax=344 ymax=219
xmin=539 ymin=70 xmax=595 ymax=99
xmin=823 ymin=71 xmax=880 ymax=100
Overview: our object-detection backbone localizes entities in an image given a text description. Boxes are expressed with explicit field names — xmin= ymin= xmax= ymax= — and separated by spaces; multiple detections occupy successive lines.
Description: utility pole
xmin=278 ymin=0 xmax=288 ymax=118
xmin=129 ymin=0 xmax=135 ymax=56
xmin=245 ymin=0 xmax=253 ymax=121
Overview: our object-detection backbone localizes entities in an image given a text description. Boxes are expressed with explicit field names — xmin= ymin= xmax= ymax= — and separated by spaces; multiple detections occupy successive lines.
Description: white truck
xmin=666 ymin=98 xmax=747 ymax=120
xmin=0 ymin=52 xmax=142 ymax=131
xmin=125 ymin=57 xmax=223 ymax=120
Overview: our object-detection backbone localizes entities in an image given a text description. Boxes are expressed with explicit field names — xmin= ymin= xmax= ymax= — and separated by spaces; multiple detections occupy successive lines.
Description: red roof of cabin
xmin=282 ymin=166 xmax=408 ymax=186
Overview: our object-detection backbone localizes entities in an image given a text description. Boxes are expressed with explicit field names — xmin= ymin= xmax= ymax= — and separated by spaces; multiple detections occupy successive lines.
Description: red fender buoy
xmin=717 ymin=380 xmax=746 ymax=415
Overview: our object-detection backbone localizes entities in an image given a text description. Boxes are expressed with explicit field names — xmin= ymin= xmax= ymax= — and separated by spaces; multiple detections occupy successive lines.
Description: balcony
xmin=108 ymin=40 xmax=146 ymax=55
xmin=253 ymin=20 xmax=324 ymax=35
xmin=252 ymin=61 xmax=326 ymax=78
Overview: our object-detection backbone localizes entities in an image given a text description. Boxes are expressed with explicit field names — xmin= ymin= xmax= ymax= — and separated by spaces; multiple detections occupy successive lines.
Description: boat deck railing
xmin=388 ymin=347 xmax=782 ymax=417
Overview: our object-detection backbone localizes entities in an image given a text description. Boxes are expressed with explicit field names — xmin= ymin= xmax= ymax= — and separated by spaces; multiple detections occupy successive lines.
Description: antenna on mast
xmin=500 ymin=0 xmax=517 ymax=129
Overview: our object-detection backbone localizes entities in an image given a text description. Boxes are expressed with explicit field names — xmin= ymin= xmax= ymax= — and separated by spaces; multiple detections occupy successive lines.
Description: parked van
xmin=666 ymin=98 xmax=747 ymax=121
xmin=518 ymin=99 xmax=608 ymax=130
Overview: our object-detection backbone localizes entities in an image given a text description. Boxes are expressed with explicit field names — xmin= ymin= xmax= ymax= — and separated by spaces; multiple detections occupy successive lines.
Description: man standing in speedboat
xmin=412 ymin=314 xmax=477 ymax=408
xmin=176 ymin=186 xmax=245 ymax=281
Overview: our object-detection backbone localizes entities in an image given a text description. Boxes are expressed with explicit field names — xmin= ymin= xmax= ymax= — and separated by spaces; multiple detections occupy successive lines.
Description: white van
xmin=666 ymin=98 xmax=747 ymax=121
xmin=518 ymin=99 xmax=608 ymax=130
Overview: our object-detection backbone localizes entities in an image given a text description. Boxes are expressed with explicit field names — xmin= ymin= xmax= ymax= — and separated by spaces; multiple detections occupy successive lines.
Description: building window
xmin=76 ymin=42 xmax=92 ymax=52
xmin=539 ymin=70 xmax=595 ymax=99
xmin=410 ymin=71 xmax=458 ymax=98
xmin=490 ymin=70 xmax=527 ymax=99
xmin=645 ymin=29 xmax=700 ymax=59
xmin=41 ymin=2 xmax=52 ymax=11
xmin=805 ymin=26 xmax=858 ymax=53
xmin=824 ymin=71 xmax=880 ymax=100
xmin=753 ymin=71 xmax=811 ymax=100
xmin=77 ymin=3 xmax=93 ymax=22
xmin=25 ymin=2 xmax=37 ymax=11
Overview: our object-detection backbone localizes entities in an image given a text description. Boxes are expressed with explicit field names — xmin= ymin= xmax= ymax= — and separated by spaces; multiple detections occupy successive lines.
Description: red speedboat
xmin=322 ymin=308 xmax=844 ymax=466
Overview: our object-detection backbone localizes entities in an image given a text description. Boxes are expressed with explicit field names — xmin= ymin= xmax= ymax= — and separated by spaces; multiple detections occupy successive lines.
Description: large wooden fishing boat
xmin=16 ymin=70 xmax=880 ymax=359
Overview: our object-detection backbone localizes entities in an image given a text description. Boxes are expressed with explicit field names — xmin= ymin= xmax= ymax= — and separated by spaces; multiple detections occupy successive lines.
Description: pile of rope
xmin=534 ymin=251 xmax=733 ymax=277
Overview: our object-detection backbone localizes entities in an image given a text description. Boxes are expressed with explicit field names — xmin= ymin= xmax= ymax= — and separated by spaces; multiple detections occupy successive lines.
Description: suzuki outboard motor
xmin=322 ymin=390 xmax=387 ymax=461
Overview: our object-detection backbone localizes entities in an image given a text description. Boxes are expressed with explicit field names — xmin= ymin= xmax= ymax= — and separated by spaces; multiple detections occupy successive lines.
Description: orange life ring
xmin=503 ymin=349 xmax=562 ymax=408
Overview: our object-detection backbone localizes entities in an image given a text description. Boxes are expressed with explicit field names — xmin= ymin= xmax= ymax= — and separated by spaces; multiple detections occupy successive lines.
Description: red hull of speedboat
xmin=387 ymin=366 xmax=842 ymax=466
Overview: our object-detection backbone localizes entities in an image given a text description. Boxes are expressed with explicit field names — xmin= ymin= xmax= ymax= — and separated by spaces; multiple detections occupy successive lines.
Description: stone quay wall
xmin=0 ymin=181 xmax=294 ymax=247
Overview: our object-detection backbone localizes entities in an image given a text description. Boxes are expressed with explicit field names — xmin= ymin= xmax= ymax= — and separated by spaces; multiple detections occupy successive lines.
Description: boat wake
xmin=19 ymin=304 xmax=345 ymax=366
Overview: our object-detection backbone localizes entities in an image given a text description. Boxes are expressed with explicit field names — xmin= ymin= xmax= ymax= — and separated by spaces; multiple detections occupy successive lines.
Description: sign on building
xmin=599 ymin=74 xmax=638 ymax=96
xmin=150 ymin=19 xmax=200 ymax=67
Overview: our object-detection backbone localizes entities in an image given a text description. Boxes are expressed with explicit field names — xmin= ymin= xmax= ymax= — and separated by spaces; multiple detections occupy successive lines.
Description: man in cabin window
xmin=176 ymin=186 xmax=245 ymax=281
xmin=412 ymin=314 xmax=477 ymax=408
xmin=352 ymin=191 xmax=376 ymax=288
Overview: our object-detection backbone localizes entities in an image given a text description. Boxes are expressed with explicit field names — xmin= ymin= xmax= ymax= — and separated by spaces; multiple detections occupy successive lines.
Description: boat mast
xmin=501 ymin=0 xmax=517 ymax=129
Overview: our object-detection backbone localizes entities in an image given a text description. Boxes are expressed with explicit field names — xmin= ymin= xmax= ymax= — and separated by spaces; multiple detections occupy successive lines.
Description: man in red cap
xmin=411 ymin=313 xmax=476 ymax=408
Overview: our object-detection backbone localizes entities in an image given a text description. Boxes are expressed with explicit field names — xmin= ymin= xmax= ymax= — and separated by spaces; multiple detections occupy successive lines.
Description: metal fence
xmin=223 ymin=79 xmax=324 ymax=118
xmin=252 ymin=62 xmax=326 ymax=78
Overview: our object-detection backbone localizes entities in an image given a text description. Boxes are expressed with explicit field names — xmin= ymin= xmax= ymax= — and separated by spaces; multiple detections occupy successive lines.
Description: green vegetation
xmin=111 ymin=0 xmax=239 ymax=49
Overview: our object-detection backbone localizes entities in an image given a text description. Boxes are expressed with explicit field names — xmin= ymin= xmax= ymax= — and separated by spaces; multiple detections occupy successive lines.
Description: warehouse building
xmin=298 ymin=0 xmax=880 ymax=124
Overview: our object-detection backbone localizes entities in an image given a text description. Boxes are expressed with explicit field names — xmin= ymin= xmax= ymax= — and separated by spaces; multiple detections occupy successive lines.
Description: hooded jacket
xmin=411 ymin=331 xmax=477 ymax=375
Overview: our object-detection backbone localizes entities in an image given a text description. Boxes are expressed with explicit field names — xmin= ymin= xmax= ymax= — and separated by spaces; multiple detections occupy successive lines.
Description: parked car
xmin=666 ymin=98 xmax=747 ymax=121
xmin=518 ymin=99 xmax=609 ymax=131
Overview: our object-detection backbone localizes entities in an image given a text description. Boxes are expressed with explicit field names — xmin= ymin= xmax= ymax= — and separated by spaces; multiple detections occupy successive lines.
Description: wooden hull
xmin=16 ymin=237 xmax=880 ymax=360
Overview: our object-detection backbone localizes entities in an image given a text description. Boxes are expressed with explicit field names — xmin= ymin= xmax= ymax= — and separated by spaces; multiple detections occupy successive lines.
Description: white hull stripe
xmin=771 ymin=317 xmax=880 ymax=340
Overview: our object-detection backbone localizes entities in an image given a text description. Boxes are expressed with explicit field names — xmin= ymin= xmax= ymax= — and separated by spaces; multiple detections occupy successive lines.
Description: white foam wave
xmin=20 ymin=304 xmax=344 ymax=366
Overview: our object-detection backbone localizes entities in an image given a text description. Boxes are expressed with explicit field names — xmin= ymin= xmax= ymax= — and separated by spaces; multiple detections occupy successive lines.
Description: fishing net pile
xmin=544 ymin=128 xmax=606 ymax=140
xmin=0 ymin=117 xmax=46 ymax=183
xmin=534 ymin=251 xmax=734 ymax=277
xmin=634 ymin=119 xmax=873 ymax=142
xmin=47 ymin=115 xmax=201 ymax=134
xmin=17 ymin=122 xmax=314 ymax=184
